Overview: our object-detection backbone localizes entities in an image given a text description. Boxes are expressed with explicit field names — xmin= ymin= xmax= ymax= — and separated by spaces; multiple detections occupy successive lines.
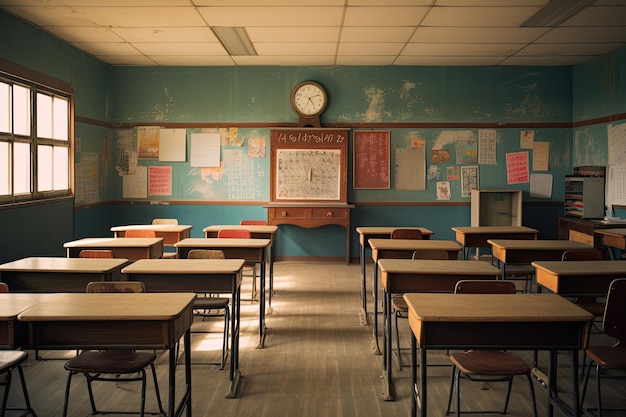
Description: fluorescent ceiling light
xmin=212 ymin=27 xmax=257 ymax=56
xmin=522 ymin=0 xmax=596 ymax=27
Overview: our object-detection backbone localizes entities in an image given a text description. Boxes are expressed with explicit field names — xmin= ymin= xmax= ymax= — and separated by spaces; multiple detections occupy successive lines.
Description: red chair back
xmin=217 ymin=229 xmax=252 ymax=239
xmin=79 ymin=250 xmax=114 ymax=258
xmin=240 ymin=220 xmax=267 ymax=225
xmin=124 ymin=230 xmax=157 ymax=238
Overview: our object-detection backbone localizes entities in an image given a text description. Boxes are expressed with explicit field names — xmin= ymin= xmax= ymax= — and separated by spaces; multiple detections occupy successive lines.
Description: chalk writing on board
xmin=274 ymin=130 xmax=347 ymax=144
xmin=353 ymin=130 xmax=390 ymax=189
xmin=275 ymin=149 xmax=341 ymax=200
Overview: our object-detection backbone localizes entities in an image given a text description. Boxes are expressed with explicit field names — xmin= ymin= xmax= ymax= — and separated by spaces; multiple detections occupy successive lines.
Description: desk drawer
xmin=311 ymin=207 xmax=349 ymax=220
xmin=269 ymin=207 xmax=308 ymax=220
xmin=569 ymin=230 xmax=594 ymax=246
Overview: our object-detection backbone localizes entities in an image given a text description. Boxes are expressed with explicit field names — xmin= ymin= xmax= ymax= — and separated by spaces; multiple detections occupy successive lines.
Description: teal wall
xmin=1 ymin=9 xmax=624 ymax=262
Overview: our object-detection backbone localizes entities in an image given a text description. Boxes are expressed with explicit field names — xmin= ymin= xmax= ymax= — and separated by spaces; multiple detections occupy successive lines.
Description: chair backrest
xmin=124 ymin=229 xmax=157 ymax=238
xmin=217 ymin=229 xmax=252 ymax=239
xmin=454 ymin=280 xmax=517 ymax=294
xmin=0 ymin=282 xmax=9 ymax=292
xmin=152 ymin=218 xmax=178 ymax=225
xmin=412 ymin=250 xmax=449 ymax=260
xmin=391 ymin=228 xmax=423 ymax=240
xmin=603 ymin=278 xmax=626 ymax=341
xmin=187 ymin=249 xmax=225 ymax=259
xmin=86 ymin=281 xmax=146 ymax=293
xmin=240 ymin=220 xmax=267 ymax=225
xmin=79 ymin=249 xmax=114 ymax=258
xmin=561 ymin=249 xmax=605 ymax=261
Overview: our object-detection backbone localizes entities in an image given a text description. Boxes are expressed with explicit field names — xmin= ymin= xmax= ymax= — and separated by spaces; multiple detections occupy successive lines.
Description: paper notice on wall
xmin=506 ymin=152 xmax=529 ymax=184
xmin=122 ymin=165 xmax=147 ymax=198
xmin=530 ymin=173 xmax=552 ymax=198
xmin=532 ymin=141 xmax=549 ymax=171
xmin=191 ymin=132 xmax=220 ymax=167
xmin=159 ymin=128 xmax=186 ymax=162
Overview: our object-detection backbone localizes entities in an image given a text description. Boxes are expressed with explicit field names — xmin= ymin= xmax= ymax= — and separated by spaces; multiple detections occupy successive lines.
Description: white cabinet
xmin=564 ymin=176 xmax=605 ymax=219
xmin=471 ymin=189 xmax=522 ymax=226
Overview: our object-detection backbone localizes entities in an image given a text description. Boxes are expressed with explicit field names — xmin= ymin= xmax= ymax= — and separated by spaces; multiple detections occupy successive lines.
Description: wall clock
xmin=291 ymin=81 xmax=327 ymax=127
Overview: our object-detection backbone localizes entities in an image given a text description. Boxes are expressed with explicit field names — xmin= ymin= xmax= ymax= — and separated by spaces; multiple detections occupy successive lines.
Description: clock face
xmin=291 ymin=82 xmax=327 ymax=118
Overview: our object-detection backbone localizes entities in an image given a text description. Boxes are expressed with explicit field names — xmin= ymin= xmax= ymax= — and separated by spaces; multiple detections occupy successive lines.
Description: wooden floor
xmin=7 ymin=261 xmax=626 ymax=416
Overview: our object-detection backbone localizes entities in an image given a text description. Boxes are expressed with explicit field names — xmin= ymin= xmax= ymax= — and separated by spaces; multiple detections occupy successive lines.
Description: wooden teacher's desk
xmin=368 ymin=239 xmax=461 ymax=355
xmin=452 ymin=226 xmax=538 ymax=260
xmin=354 ymin=227 xmax=434 ymax=325
xmin=378 ymin=259 xmax=502 ymax=401
xmin=122 ymin=258 xmax=244 ymax=398
xmin=175 ymin=238 xmax=270 ymax=348
xmin=488 ymin=239 xmax=594 ymax=276
xmin=0 ymin=293 xmax=51 ymax=349
xmin=111 ymin=224 xmax=192 ymax=245
xmin=17 ymin=292 xmax=195 ymax=417
xmin=405 ymin=293 xmax=593 ymax=417
xmin=64 ymin=237 xmax=164 ymax=260
xmin=203 ymin=224 xmax=278 ymax=304
xmin=533 ymin=260 xmax=626 ymax=297
xmin=0 ymin=257 xmax=128 ymax=292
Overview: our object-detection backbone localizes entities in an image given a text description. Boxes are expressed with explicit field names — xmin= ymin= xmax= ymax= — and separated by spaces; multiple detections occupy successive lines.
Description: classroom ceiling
xmin=2 ymin=0 xmax=626 ymax=67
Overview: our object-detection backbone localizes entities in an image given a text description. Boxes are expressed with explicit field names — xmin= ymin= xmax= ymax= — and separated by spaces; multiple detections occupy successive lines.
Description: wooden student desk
xmin=532 ymin=260 xmax=626 ymax=297
xmin=378 ymin=258 xmax=502 ymax=401
xmin=488 ymin=239 xmax=594 ymax=277
xmin=405 ymin=293 xmax=593 ymax=417
xmin=203 ymin=224 xmax=278 ymax=305
xmin=594 ymin=228 xmax=626 ymax=259
xmin=18 ymin=292 xmax=195 ymax=417
xmin=354 ymin=227 xmax=434 ymax=325
xmin=122 ymin=258 xmax=244 ymax=398
xmin=111 ymin=224 xmax=192 ymax=245
xmin=452 ymin=226 xmax=538 ymax=260
xmin=0 ymin=293 xmax=51 ymax=349
xmin=64 ymin=237 xmax=164 ymax=260
xmin=175 ymin=238 xmax=270 ymax=348
xmin=0 ymin=257 xmax=128 ymax=292
xmin=368 ymin=239 xmax=461 ymax=355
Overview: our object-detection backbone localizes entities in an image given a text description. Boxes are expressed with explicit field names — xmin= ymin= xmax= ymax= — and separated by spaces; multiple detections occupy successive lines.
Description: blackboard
xmin=270 ymin=128 xmax=349 ymax=203
xmin=353 ymin=130 xmax=390 ymax=189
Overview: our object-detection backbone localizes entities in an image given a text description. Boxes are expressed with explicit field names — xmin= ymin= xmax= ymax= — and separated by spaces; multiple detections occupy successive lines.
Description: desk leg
xmin=268 ymin=244 xmax=274 ymax=310
xmin=257 ymin=258 xmax=267 ymax=349
xmin=411 ymin=336 xmax=417 ymax=417
xmin=372 ymin=261 xmax=382 ymax=355
xmin=359 ymin=243 xmax=369 ymax=326
xmin=226 ymin=281 xmax=241 ymax=398
xmin=184 ymin=331 xmax=192 ymax=417
xmin=169 ymin=330 xmax=192 ymax=417
xmin=381 ymin=287 xmax=394 ymax=401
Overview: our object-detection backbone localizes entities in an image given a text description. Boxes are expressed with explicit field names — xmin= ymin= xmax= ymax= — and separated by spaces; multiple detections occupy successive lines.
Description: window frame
xmin=0 ymin=61 xmax=74 ymax=206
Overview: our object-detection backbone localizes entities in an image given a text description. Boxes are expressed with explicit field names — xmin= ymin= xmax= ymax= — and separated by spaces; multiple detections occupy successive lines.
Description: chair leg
xmin=502 ymin=377 xmax=514 ymax=413
xmin=0 ymin=368 xmax=11 ymax=417
xmin=62 ymin=371 xmax=74 ymax=417
xmin=595 ymin=363 xmax=603 ymax=417
xmin=526 ymin=373 xmax=538 ymax=417
xmin=149 ymin=364 xmax=165 ymax=415
xmin=581 ymin=360 xmax=594 ymax=410
xmin=220 ymin=305 xmax=230 ymax=370
xmin=84 ymin=373 xmax=99 ymax=415
xmin=445 ymin=365 xmax=456 ymax=415
xmin=455 ymin=367 xmax=461 ymax=417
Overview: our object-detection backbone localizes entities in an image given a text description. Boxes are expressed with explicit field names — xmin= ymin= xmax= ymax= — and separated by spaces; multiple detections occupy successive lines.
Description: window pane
xmin=53 ymin=146 xmax=69 ymax=190
xmin=53 ymin=96 xmax=68 ymax=140
xmin=37 ymin=93 xmax=52 ymax=139
xmin=13 ymin=85 xmax=30 ymax=136
xmin=0 ymin=142 xmax=9 ymax=195
xmin=0 ymin=82 xmax=9 ymax=134
xmin=13 ymin=142 xmax=30 ymax=194
xmin=37 ymin=144 xmax=52 ymax=191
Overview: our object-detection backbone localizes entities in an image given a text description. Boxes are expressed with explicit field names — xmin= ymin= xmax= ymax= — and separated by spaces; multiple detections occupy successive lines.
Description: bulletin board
xmin=353 ymin=130 xmax=390 ymax=189
xmin=270 ymin=128 xmax=349 ymax=203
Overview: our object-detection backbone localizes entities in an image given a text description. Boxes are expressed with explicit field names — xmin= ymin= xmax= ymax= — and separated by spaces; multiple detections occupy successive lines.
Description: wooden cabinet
xmin=471 ymin=189 xmax=522 ymax=226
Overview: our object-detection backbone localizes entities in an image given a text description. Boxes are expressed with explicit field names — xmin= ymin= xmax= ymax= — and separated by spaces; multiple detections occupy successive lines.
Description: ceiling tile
xmin=343 ymin=7 xmax=428 ymax=27
xmin=110 ymin=27 xmax=219 ymax=43
xmin=148 ymin=55 xmax=237 ymax=65
xmin=536 ymin=27 xmax=626 ymax=43
xmin=340 ymin=27 xmax=415 ymax=43
xmin=338 ymin=42 xmax=404 ymax=55
xmin=254 ymin=42 xmax=336 ymax=55
xmin=394 ymin=56 xmax=504 ymax=66
xmin=410 ymin=27 xmax=549 ymax=43
xmin=562 ymin=5 xmax=626 ymax=26
xmin=72 ymin=42 xmax=142 ymax=56
xmin=335 ymin=55 xmax=396 ymax=65
xmin=403 ymin=43 xmax=524 ymax=56
xmin=198 ymin=7 xmax=343 ymax=26
xmin=132 ymin=42 xmax=227 ymax=55
xmin=421 ymin=6 xmax=541 ymax=27
xmin=231 ymin=55 xmax=335 ymax=65
xmin=247 ymin=27 xmax=340 ymax=43
xmin=46 ymin=26 xmax=125 ymax=43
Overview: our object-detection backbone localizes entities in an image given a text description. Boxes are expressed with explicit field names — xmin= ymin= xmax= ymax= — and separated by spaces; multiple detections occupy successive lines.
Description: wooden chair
xmin=0 ymin=282 xmax=8 ymax=292
xmin=240 ymin=219 xmax=267 ymax=226
xmin=391 ymin=248 xmax=449 ymax=370
xmin=152 ymin=218 xmax=178 ymax=225
xmin=123 ymin=229 xmax=157 ymax=238
xmin=217 ymin=229 xmax=258 ymax=302
xmin=183 ymin=249 xmax=230 ymax=369
xmin=561 ymin=249 xmax=606 ymax=317
xmin=390 ymin=228 xmax=422 ymax=240
xmin=79 ymin=249 xmax=114 ymax=258
xmin=62 ymin=281 xmax=164 ymax=417
xmin=0 ymin=350 xmax=37 ymax=417
xmin=445 ymin=280 xmax=537 ymax=417
xmin=581 ymin=278 xmax=626 ymax=417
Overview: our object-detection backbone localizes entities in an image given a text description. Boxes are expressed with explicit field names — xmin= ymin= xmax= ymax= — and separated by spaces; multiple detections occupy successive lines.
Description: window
xmin=0 ymin=71 xmax=72 ymax=204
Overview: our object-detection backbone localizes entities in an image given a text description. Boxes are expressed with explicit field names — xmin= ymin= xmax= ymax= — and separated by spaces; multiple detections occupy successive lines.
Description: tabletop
xmin=0 ymin=293 xmax=52 ymax=319
xmin=452 ymin=226 xmax=538 ymax=235
xmin=18 ymin=292 xmax=196 ymax=321
xmin=175 ymin=238 xmax=270 ymax=248
xmin=378 ymin=258 xmax=502 ymax=276
xmin=532 ymin=260 xmax=626 ymax=276
xmin=487 ymin=239 xmax=593 ymax=250
xmin=111 ymin=224 xmax=192 ymax=232
xmin=356 ymin=226 xmax=434 ymax=236
xmin=122 ymin=258 xmax=245 ymax=275
xmin=64 ymin=237 xmax=163 ymax=248
xmin=203 ymin=225 xmax=278 ymax=233
xmin=0 ymin=257 xmax=128 ymax=273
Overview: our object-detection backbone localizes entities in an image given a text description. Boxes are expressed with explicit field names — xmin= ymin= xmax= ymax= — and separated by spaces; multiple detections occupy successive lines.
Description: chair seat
xmin=194 ymin=297 xmax=229 ymax=310
xmin=586 ymin=345 xmax=626 ymax=369
xmin=65 ymin=350 xmax=156 ymax=374
xmin=450 ymin=350 xmax=531 ymax=376
xmin=391 ymin=296 xmax=407 ymax=312
xmin=0 ymin=350 xmax=28 ymax=369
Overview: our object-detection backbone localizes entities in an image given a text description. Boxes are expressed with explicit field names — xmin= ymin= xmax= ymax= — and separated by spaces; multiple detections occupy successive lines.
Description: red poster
xmin=149 ymin=166 xmax=172 ymax=196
